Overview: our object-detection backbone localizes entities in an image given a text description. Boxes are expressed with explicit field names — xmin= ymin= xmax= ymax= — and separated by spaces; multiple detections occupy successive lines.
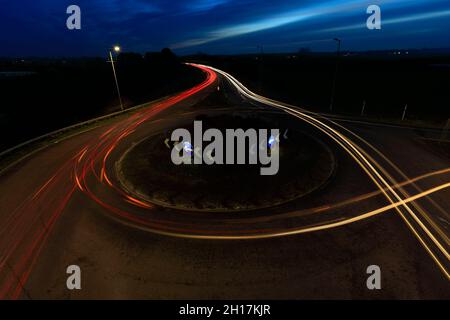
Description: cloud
xmin=171 ymin=0 xmax=366 ymax=48
xmin=185 ymin=0 xmax=230 ymax=12
xmin=170 ymin=0 xmax=445 ymax=49
xmin=87 ymin=0 xmax=161 ymax=23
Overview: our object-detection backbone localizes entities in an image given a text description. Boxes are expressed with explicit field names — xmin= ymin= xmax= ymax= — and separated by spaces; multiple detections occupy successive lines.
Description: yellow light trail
xmin=330 ymin=122 xmax=450 ymax=245
xmin=238 ymin=167 xmax=450 ymax=224
xmin=139 ymin=181 xmax=450 ymax=241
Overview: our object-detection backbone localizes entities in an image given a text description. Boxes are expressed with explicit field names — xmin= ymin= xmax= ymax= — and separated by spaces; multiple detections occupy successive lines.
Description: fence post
xmin=401 ymin=104 xmax=408 ymax=121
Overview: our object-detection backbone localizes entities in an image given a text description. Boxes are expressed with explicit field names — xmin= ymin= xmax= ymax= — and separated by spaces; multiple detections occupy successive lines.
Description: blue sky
xmin=0 ymin=0 xmax=449 ymax=56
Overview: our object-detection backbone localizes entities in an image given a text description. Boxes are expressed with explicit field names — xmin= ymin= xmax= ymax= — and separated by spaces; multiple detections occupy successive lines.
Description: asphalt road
xmin=0 ymin=64 xmax=449 ymax=299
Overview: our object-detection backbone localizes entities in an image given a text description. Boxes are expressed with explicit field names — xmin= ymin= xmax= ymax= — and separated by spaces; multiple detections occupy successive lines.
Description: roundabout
xmin=116 ymin=113 xmax=335 ymax=213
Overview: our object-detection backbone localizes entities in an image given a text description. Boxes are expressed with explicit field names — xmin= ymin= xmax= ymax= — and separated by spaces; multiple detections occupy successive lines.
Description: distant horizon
xmin=2 ymin=46 xmax=450 ymax=60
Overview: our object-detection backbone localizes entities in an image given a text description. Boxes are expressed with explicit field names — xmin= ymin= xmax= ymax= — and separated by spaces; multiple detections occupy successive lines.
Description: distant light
xmin=268 ymin=135 xmax=276 ymax=149
xmin=113 ymin=46 xmax=121 ymax=52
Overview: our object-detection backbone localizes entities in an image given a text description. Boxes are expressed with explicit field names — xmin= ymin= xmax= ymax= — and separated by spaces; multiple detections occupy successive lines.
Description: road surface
xmin=0 ymin=64 xmax=449 ymax=299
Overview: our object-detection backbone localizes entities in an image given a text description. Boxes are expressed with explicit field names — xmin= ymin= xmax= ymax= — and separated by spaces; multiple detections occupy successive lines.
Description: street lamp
xmin=329 ymin=38 xmax=341 ymax=112
xmin=109 ymin=45 xmax=124 ymax=111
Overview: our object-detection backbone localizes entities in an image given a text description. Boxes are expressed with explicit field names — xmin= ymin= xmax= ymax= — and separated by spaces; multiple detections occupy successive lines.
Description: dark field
xmin=2 ymin=51 xmax=449 ymax=152
xmin=0 ymin=49 xmax=204 ymax=151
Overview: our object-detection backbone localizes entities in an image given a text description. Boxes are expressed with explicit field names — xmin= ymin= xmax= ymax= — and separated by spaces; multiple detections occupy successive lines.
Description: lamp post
xmin=329 ymin=38 xmax=341 ymax=112
xmin=109 ymin=45 xmax=124 ymax=111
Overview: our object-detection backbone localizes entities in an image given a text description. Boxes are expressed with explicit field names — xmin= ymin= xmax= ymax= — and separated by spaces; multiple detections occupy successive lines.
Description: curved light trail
xmin=199 ymin=64 xmax=450 ymax=280
xmin=0 ymin=65 xmax=217 ymax=299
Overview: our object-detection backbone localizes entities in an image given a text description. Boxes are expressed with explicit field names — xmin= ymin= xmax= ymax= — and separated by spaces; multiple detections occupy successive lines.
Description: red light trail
xmin=0 ymin=65 xmax=217 ymax=299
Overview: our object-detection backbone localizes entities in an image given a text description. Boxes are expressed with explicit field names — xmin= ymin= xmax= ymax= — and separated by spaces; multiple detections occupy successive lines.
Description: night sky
xmin=0 ymin=0 xmax=449 ymax=57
